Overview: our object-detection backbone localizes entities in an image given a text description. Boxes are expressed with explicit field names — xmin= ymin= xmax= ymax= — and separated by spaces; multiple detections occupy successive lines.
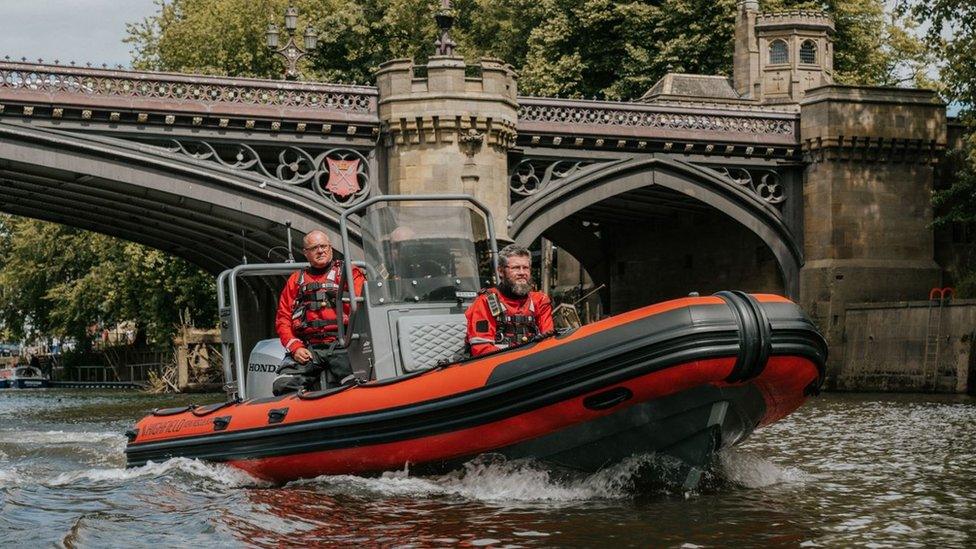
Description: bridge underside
xmin=510 ymin=157 xmax=800 ymax=312
xmin=544 ymin=186 xmax=787 ymax=313
xmin=0 ymin=122 xmax=357 ymax=275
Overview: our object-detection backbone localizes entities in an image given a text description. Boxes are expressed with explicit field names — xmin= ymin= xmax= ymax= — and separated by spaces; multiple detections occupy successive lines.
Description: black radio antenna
xmin=285 ymin=221 xmax=295 ymax=263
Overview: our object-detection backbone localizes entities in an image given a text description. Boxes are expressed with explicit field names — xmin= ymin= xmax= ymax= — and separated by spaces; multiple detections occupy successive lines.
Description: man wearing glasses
xmin=273 ymin=230 xmax=366 ymax=395
xmin=465 ymin=244 xmax=554 ymax=357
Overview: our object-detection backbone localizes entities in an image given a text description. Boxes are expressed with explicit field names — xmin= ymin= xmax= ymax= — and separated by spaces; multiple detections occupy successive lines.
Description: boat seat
xmin=396 ymin=313 xmax=468 ymax=372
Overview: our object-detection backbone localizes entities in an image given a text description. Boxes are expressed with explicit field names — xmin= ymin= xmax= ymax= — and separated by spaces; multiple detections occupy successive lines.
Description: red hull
xmin=229 ymin=356 xmax=817 ymax=481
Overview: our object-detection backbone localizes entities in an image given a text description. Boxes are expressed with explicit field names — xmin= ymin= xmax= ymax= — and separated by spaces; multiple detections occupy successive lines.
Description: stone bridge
xmin=0 ymin=59 xmax=802 ymax=283
xmin=0 ymin=1 xmax=951 ymax=377
xmin=0 ymin=61 xmax=379 ymax=271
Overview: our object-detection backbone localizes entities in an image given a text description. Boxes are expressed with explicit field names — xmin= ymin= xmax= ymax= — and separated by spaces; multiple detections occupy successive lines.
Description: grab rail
xmin=224 ymin=262 xmax=310 ymax=399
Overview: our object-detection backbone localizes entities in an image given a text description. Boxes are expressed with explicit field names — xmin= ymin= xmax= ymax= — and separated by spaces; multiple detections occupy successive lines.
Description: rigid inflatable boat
xmin=125 ymin=195 xmax=826 ymax=487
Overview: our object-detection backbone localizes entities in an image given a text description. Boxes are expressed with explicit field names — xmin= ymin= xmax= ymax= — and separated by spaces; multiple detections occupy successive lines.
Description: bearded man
xmin=464 ymin=244 xmax=554 ymax=357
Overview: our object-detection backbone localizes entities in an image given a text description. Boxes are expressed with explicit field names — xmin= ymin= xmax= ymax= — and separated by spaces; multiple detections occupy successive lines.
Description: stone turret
xmin=734 ymin=2 xmax=835 ymax=103
xmin=756 ymin=10 xmax=834 ymax=103
xmin=374 ymin=48 xmax=517 ymax=238
xmin=733 ymin=0 xmax=761 ymax=98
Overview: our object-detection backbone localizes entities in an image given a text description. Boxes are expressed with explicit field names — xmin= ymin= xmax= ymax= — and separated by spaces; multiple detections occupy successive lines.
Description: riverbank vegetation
xmin=126 ymin=0 xmax=932 ymax=98
xmin=899 ymin=0 xmax=976 ymax=296
xmin=0 ymin=217 xmax=215 ymax=349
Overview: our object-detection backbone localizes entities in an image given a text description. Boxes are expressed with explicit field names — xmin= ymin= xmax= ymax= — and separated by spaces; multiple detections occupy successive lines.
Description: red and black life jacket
xmin=485 ymin=287 xmax=541 ymax=346
xmin=291 ymin=261 xmax=343 ymax=342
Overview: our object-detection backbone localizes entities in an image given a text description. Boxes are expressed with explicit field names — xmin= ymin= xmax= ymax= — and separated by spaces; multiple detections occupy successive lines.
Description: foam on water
xmin=0 ymin=429 xmax=125 ymax=447
xmin=0 ymin=466 xmax=15 ymax=483
xmin=46 ymin=457 xmax=268 ymax=488
xmin=4 ymin=391 xmax=973 ymax=546
xmin=291 ymin=453 xmax=665 ymax=503
xmin=717 ymin=447 xmax=810 ymax=488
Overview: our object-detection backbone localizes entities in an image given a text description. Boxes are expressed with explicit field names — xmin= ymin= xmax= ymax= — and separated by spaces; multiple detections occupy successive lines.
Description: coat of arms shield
xmin=325 ymin=158 xmax=361 ymax=198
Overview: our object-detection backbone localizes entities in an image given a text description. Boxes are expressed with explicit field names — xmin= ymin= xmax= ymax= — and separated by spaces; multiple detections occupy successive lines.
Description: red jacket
xmin=275 ymin=262 xmax=366 ymax=353
xmin=465 ymin=287 xmax=554 ymax=357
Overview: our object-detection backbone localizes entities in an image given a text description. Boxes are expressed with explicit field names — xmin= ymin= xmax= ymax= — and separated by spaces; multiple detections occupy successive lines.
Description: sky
xmin=0 ymin=0 xmax=158 ymax=68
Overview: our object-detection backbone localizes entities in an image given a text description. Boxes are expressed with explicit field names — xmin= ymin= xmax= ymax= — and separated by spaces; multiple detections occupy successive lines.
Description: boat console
xmin=218 ymin=195 xmax=499 ymax=400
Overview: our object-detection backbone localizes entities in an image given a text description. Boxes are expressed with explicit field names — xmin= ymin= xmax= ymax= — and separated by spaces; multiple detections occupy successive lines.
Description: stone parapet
xmin=378 ymin=56 xmax=517 ymax=151
xmin=0 ymin=60 xmax=377 ymax=122
xmin=755 ymin=11 xmax=834 ymax=32
xmin=377 ymin=56 xmax=518 ymax=107
xmin=801 ymin=85 xmax=946 ymax=162
xmin=0 ymin=60 xmax=380 ymax=141
xmin=516 ymin=96 xmax=799 ymax=147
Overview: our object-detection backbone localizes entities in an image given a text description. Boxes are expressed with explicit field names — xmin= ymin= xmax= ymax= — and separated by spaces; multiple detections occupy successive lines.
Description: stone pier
xmin=799 ymin=85 xmax=947 ymax=381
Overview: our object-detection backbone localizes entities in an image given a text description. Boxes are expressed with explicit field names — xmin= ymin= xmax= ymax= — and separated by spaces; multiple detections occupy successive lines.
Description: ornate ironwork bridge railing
xmin=515 ymin=96 xmax=800 ymax=154
xmin=0 ymin=60 xmax=378 ymax=132
xmin=0 ymin=60 xmax=806 ymax=212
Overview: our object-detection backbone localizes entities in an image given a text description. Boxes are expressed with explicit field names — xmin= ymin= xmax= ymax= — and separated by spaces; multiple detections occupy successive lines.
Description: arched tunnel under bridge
xmin=510 ymin=157 xmax=801 ymax=316
xmin=0 ymin=122 xmax=365 ymax=355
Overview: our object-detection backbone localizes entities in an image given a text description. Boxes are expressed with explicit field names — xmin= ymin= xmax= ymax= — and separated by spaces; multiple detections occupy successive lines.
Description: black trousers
xmin=272 ymin=344 xmax=353 ymax=395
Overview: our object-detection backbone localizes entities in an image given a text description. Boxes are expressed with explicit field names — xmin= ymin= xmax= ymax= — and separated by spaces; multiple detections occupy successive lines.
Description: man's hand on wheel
xmin=293 ymin=347 xmax=313 ymax=364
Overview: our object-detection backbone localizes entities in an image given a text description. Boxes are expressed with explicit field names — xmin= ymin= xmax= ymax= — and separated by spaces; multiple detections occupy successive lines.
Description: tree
xmin=0 ymin=216 xmax=216 ymax=348
xmin=127 ymin=0 xmax=442 ymax=84
xmin=127 ymin=0 xmax=929 ymax=100
xmin=898 ymin=0 xmax=976 ymax=116
xmin=899 ymin=0 xmax=976 ymax=294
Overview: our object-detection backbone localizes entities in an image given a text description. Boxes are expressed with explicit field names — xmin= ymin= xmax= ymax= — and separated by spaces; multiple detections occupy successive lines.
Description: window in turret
xmin=769 ymin=40 xmax=789 ymax=64
xmin=800 ymin=40 xmax=817 ymax=64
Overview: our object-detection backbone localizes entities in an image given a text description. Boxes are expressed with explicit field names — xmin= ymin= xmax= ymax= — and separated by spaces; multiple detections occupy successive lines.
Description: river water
xmin=1 ymin=389 xmax=973 ymax=548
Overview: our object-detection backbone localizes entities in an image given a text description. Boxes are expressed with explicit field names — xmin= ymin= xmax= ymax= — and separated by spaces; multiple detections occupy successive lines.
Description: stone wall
xmin=839 ymin=300 xmax=976 ymax=393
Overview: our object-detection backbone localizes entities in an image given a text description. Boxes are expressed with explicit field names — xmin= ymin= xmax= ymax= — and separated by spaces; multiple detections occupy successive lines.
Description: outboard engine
xmin=246 ymin=339 xmax=290 ymax=398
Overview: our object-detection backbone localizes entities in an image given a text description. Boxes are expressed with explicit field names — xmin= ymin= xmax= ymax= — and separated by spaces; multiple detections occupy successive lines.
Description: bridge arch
xmin=0 ymin=122 xmax=361 ymax=274
xmin=510 ymin=156 xmax=802 ymax=299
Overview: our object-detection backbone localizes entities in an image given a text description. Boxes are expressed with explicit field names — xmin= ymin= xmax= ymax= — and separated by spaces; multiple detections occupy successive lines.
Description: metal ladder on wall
xmin=922 ymin=287 xmax=954 ymax=386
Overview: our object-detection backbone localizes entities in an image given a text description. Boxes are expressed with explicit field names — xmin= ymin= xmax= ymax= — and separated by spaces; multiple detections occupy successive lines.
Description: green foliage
xmin=126 ymin=0 xmax=930 ymax=100
xmin=511 ymin=0 xmax=740 ymax=100
xmin=126 ymin=0 xmax=442 ymax=83
xmin=127 ymin=0 xmax=285 ymax=77
xmin=900 ymin=0 xmax=976 ymax=295
xmin=932 ymin=134 xmax=976 ymax=226
xmin=898 ymin=0 xmax=976 ymax=119
xmin=0 ymin=216 xmax=216 ymax=347
xmin=130 ymin=0 xmax=741 ymax=99
xmin=931 ymin=135 xmax=976 ymax=296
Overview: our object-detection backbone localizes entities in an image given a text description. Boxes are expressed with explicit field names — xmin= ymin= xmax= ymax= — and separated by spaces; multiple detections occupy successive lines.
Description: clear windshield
xmin=360 ymin=202 xmax=492 ymax=304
